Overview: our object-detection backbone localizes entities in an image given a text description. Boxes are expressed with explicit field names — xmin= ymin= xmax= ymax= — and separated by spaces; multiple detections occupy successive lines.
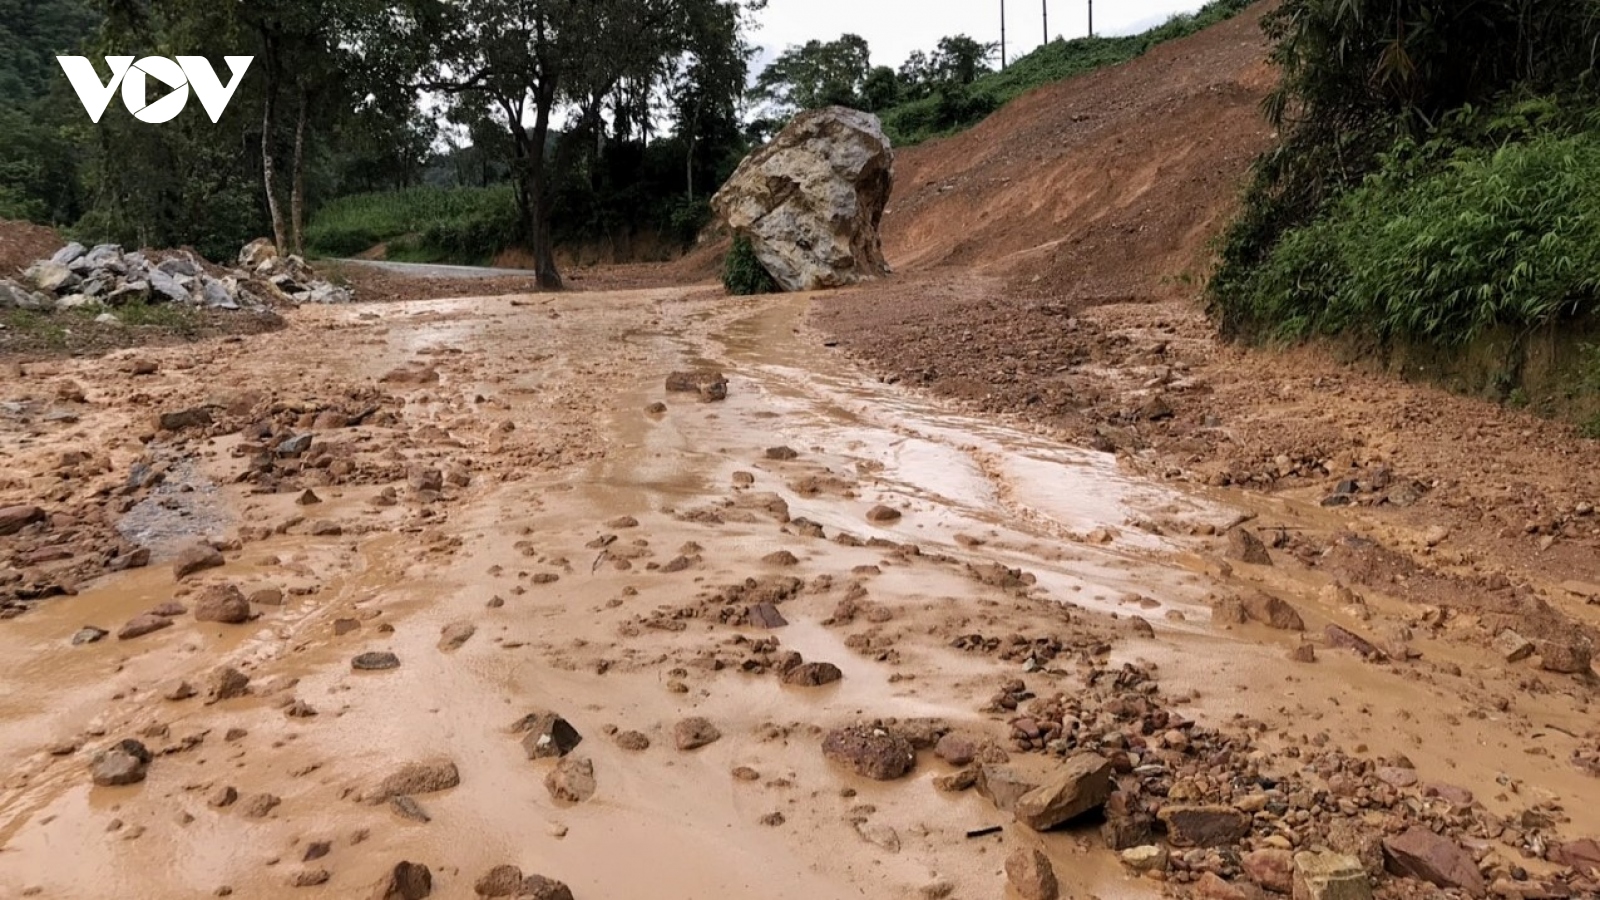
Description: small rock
xmin=206 ymin=666 xmax=251 ymax=702
xmin=193 ymin=584 xmax=251 ymax=624
xmin=765 ymin=446 xmax=799 ymax=460
xmin=1121 ymin=845 xmax=1170 ymax=874
xmin=543 ymin=756 xmax=596 ymax=803
xmin=664 ymin=370 xmax=728 ymax=402
xmin=352 ymin=651 xmax=401 ymax=671
xmin=296 ymin=489 xmax=322 ymax=506
xmin=865 ymin=505 xmax=902 ymax=524
xmin=1242 ymin=848 xmax=1294 ymax=894
xmin=673 ymin=717 xmax=722 ymax=751
xmin=475 ymin=865 xmax=523 ymax=897
xmin=1493 ymin=629 xmax=1535 ymax=663
xmin=821 ymin=725 xmax=914 ymax=780
xmin=117 ymin=613 xmax=173 ymax=640
xmin=1241 ymin=589 xmax=1304 ymax=631
xmin=71 ymin=626 xmax=109 ymax=645
xmin=438 ymin=621 xmax=476 ymax=652
xmin=89 ymin=739 xmax=152 ymax=786
xmin=1014 ymin=753 xmax=1113 ymax=831
xmin=515 ymin=712 xmax=584 ymax=759
xmin=1383 ymin=827 xmax=1486 ymax=897
xmin=1289 ymin=643 xmax=1317 ymax=663
xmin=0 ymin=505 xmax=46 ymax=536
xmin=934 ymin=733 xmax=979 ymax=767
xmin=370 ymin=861 xmax=433 ymax=900
xmin=172 ymin=543 xmax=225 ymax=580
xmin=370 ymin=759 xmax=460 ymax=802
xmin=1226 ymin=528 xmax=1272 ymax=565
xmin=291 ymin=869 xmax=331 ymax=888
xmin=239 ymin=792 xmax=281 ymax=818
xmin=1536 ymin=639 xmax=1593 ymax=675
xmin=518 ymin=875 xmax=574 ymax=900
xmin=163 ymin=680 xmax=198 ymax=701
xmin=1294 ymin=851 xmax=1371 ymax=900
xmin=389 ymin=796 xmax=430 ymax=823
xmin=209 ymin=786 xmax=238 ymax=808
xmin=1157 ymin=805 xmax=1252 ymax=848
xmin=1005 ymin=848 xmax=1059 ymax=900
xmin=615 ymin=731 xmax=650 ymax=751
xmin=781 ymin=661 xmax=843 ymax=687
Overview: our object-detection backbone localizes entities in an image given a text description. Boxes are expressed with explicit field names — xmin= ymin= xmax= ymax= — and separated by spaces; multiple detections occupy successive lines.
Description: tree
xmin=928 ymin=35 xmax=996 ymax=87
xmin=753 ymin=34 xmax=873 ymax=115
xmin=369 ymin=0 xmax=760 ymax=289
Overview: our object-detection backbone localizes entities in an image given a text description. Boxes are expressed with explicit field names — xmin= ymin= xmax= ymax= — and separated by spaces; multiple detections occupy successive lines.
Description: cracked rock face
xmin=712 ymin=106 xmax=893 ymax=292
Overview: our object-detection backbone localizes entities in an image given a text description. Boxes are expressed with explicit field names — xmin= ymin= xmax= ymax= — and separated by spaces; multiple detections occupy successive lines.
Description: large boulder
xmin=711 ymin=106 xmax=892 ymax=292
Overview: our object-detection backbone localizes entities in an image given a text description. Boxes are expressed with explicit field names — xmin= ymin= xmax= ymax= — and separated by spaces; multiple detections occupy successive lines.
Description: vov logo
xmin=57 ymin=56 xmax=253 ymax=124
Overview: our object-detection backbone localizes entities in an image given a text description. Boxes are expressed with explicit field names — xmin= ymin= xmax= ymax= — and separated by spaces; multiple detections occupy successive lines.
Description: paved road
xmin=331 ymin=258 xmax=536 ymax=279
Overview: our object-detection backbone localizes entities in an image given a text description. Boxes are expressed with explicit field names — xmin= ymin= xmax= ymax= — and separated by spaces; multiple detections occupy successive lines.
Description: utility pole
xmin=1000 ymin=0 xmax=1007 ymax=68
xmin=1043 ymin=0 xmax=1049 ymax=44
xmin=1087 ymin=0 xmax=1093 ymax=37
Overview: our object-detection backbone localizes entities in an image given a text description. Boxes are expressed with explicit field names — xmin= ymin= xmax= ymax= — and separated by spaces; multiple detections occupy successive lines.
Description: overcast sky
xmin=752 ymin=0 xmax=1210 ymax=71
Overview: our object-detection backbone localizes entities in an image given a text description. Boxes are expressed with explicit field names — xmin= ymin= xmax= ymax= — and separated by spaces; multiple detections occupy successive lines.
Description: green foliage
xmin=1212 ymin=0 xmax=1600 ymax=339
xmin=754 ymin=34 xmax=874 ymax=113
xmin=722 ymin=234 xmax=777 ymax=295
xmin=1221 ymin=127 xmax=1600 ymax=344
xmin=878 ymin=0 xmax=1256 ymax=145
xmin=305 ymin=186 xmax=517 ymax=261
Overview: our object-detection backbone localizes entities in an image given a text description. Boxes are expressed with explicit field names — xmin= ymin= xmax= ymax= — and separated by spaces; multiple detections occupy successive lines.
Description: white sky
xmin=752 ymin=0 xmax=1210 ymax=70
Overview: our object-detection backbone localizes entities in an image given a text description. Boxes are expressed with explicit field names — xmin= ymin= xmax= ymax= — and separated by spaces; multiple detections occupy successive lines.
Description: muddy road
xmin=1 ymin=285 xmax=1597 ymax=899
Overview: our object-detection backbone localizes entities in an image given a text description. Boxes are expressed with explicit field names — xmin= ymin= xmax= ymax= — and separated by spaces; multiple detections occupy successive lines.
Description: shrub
xmin=1220 ymin=129 xmax=1600 ymax=344
xmin=722 ymin=234 xmax=778 ymax=295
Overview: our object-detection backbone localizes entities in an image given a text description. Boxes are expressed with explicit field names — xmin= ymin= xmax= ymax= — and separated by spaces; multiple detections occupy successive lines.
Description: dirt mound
xmin=883 ymin=3 xmax=1275 ymax=300
xmin=0 ymin=219 xmax=66 ymax=278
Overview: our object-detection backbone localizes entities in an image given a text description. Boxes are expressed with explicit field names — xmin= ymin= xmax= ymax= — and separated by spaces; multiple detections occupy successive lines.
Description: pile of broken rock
xmin=0 ymin=237 xmax=352 ymax=316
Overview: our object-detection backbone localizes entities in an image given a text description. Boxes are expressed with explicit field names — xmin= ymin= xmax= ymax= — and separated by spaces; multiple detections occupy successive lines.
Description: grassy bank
xmin=880 ymin=0 xmax=1257 ymax=146
xmin=304 ymin=186 xmax=519 ymax=263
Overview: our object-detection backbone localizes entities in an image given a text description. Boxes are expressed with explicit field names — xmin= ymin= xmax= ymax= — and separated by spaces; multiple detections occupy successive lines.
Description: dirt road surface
xmin=0 ymin=282 xmax=1597 ymax=899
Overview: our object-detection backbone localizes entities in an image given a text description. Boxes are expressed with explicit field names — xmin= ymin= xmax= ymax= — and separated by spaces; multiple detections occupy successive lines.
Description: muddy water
xmin=0 ymin=287 xmax=1595 ymax=899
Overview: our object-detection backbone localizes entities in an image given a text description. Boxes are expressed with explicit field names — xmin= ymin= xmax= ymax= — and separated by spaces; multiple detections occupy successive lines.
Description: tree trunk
xmin=528 ymin=82 xmax=562 ymax=290
xmin=290 ymin=85 xmax=308 ymax=257
xmin=260 ymin=41 xmax=287 ymax=254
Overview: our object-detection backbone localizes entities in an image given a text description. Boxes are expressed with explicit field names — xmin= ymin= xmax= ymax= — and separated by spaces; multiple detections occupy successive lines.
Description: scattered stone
xmin=1226 ymin=528 xmax=1272 ymax=565
xmin=438 ymin=621 xmax=476 ymax=652
xmin=206 ymin=666 xmax=251 ymax=702
xmin=296 ymin=489 xmax=322 ymax=506
xmin=1492 ymin=629 xmax=1535 ymax=663
xmin=475 ymin=865 xmax=523 ymax=897
xmin=163 ymin=680 xmax=198 ymax=701
xmin=249 ymin=587 xmax=285 ymax=606
xmin=71 ymin=626 xmax=109 ymax=645
xmin=977 ymin=765 xmax=1040 ymax=813
xmin=156 ymin=406 xmax=213 ymax=432
xmin=1382 ymin=828 xmax=1486 ymax=897
xmin=765 ymin=446 xmax=799 ymax=460
xmin=1122 ymin=845 xmax=1170 ymax=874
xmin=544 ymin=756 xmax=596 ymax=803
xmin=1157 ymin=805 xmax=1252 ymax=848
xmin=370 ymin=861 xmax=432 ymax=900
xmin=1005 ymin=848 xmax=1059 ymax=900
xmin=1241 ymin=589 xmax=1304 ymax=631
xmin=821 ymin=725 xmax=914 ymax=780
xmin=518 ymin=875 xmax=574 ymax=900
xmin=1325 ymin=625 xmax=1387 ymax=661
xmin=781 ymin=661 xmax=843 ymax=687
xmin=674 ymin=717 xmax=722 ymax=751
xmin=1537 ymin=639 xmax=1593 ymax=675
xmin=89 ymin=739 xmax=152 ymax=786
xmin=664 ymin=370 xmax=729 ymax=402
xmin=1294 ymin=851 xmax=1371 ymax=900
xmin=172 ymin=543 xmax=225 ymax=580
xmin=370 ymin=759 xmax=460 ymax=802
xmin=1242 ymin=849 xmax=1294 ymax=894
xmin=1013 ymin=753 xmax=1113 ymax=831
xmin=209 ymin=786 xmax=238 ymax=808
xmin=762 ymin=550 xmax=800 ymax=566
xmin=1289 ymin=643 xmax=1317 ymax=663
xmin=389 ymin=796 xmax=430 ymax=823
xmin=748 ymin=602 xmax=788 ymax=628
xmin=935 ymin=733 xmax=980 ymax=767
xmin=352 ymin=651 xmax=401 ymax=671
xmin=239 ymin=792 xmax=281 ymax=818
xmin=291 ymin=869 xmax=331 ymax=888
xmin=615 ymin=731 xmax=650 ymax=751
xmin=194 ymin=584 xmax=251 ymax=624
xmin=117 ymin=613 xmax=173 ymax=640
xmin=0 ymin=505 xmax=46 ymax=536
xmin=645 ymin=402 xmax=667 ymax=414
xmin=515 ymin=713 xmax=584 ymax=759
xmin=866 ymin=505 xmax=902 ymax=524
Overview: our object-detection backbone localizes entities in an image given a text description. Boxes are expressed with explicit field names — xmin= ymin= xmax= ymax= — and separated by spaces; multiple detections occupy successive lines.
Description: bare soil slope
xmin=882 ymin=3 xmax=1275 ymax=299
